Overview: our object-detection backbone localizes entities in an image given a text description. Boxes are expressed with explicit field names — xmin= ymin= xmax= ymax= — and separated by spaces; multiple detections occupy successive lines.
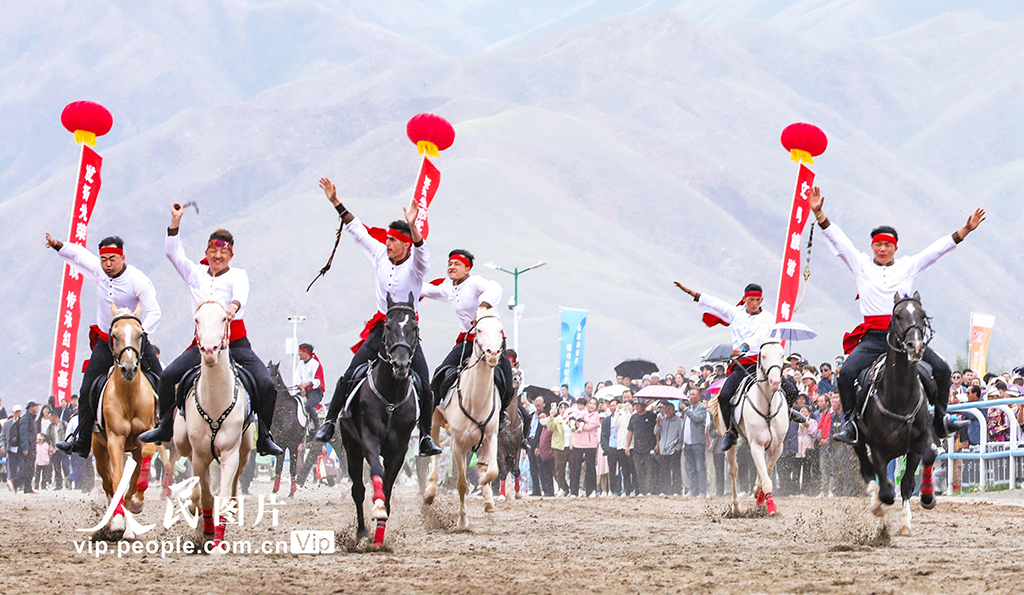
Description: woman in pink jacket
xmin=565 ymin=397 xmax=601 ymax=497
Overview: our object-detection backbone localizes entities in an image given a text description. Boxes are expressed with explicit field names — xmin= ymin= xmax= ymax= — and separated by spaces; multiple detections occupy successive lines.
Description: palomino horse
xmin=854 ymin=293 xmax=938 ymax=536
xmin=268 ymin=361 xmax=315 ymax=497
xmin=174 ymin=301 xmax=253 ymax=553
xmin=717 ymin=341 xmax=788 ymax=516
xmin=423 ymin=305 xmax=503 ymax=529
xmin=91 ymin=304 xmax=158 ymax=539
xmin=338 ymin=294 xmax=420 ymax=547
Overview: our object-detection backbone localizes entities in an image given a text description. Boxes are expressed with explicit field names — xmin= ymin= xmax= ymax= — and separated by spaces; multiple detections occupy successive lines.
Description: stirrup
xmin=716 ymin=429 xmax=737 ymax=453
xmin=833 ymin=420 xmax=859 ymax=445
xmin=789 ymin=408 xmax=807 ymax=424
xmin=315 ymin=421 xmax=335 ymax=442
xmin=418 ymin=436 xmax=442 ymax=457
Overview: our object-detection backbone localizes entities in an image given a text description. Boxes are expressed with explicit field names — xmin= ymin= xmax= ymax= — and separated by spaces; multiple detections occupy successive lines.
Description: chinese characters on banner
xmin=559 ymin=308 xmax=587 ymax=396
xmin=410 ymin=156 xmax=440 ymax=240
xmin=774 ymin=163 xmax=814 ymax=326
xmin=969 ymin=313 xmax=996 ymax=378
xmin=50 ymin=145 xmax=102 ymax=404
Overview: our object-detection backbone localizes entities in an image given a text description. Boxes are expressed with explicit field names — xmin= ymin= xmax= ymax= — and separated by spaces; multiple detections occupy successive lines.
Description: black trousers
xmin=837 ymin=330 xmax=952 ymax=426
xmin=157 ymin=337 xmax=276 ymax=427
xmin=78 ymin=339 xmax=162 ymax=433
xmin=326 ymin=324 xmax=433 ymax=436
xmin=528 ymin=449 xmax=543 ymax=496
xmin=657 ymin=450 xmax=683 ymax=495
xmin=616 ymin=449 xmax=637 ymax=495
xmin=569 ymin=447 xmax=597 ymax=496
xmin=537 ymin=457 xmax=555 ymax=496
xmin=632 ymin=450 xmax=655 ymax=494
xmin=719 ymin=363 xmax=799 ymax=429
xmin=431 ymin=338 xmax=516 ymax=412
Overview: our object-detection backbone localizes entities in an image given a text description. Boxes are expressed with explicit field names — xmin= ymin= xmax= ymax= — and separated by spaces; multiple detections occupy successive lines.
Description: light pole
xmin=286 ymin=315 xmax=306 ymax=386
xmin=484 ymin=260 xmax=546 ymax=354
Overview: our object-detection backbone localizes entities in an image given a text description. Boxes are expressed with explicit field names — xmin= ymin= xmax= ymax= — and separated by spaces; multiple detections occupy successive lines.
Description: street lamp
xmin=484 ymin=260 xmax=546 ymax=354
xmin=286 ymin=315 xmax=307 ymax=386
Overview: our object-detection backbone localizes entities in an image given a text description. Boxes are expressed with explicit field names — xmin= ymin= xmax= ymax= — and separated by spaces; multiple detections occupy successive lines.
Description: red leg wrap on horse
xmin=273 ymin=476 xmax=281 ymax=493
xmin=514 ymin=477 xmax=521 ymax=493
xmin=500 ymin=480 xmax=506 ymax=497
xmin=765 ymin=492 xmax=777 ymax=515
xmin=291 ymin=479 xmax=298 ymax=495
xmin=373 ymin=520 xmax=386 ymax=545
xmin=203 ymin=509 xmax=215 ymax=535
xmin=372 ymin=475 xmax=385 ymax=503
xmin=113 ymin=499 xmax=125 ymax=517
xmin=755 ymin=488 xmax=765 ymax=506
xmin=921 ymin=465 xmax=934 ymax=498
xmin=137 ymin=457 xmax=152 ymax=492
xmin=215 ymin=518 xmax=227 ymax=542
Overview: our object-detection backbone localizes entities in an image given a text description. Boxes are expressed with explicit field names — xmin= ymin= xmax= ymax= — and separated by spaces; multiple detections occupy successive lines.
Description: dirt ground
xmin=1 ymin=475 xmax=1022 ymax=595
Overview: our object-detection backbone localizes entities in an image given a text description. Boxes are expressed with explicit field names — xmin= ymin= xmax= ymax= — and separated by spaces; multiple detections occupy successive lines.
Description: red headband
xmin=207 ymin=239 xmax=233 ymax=251
xmin=387 ymin=228 xmax=413 ymax=244
xmin=743 ymin=291 xmax=762 ymax=299
xmin=872 ymin=233 xmax=898 ymax=246
xmin=299 ymin=347 xmax=312 ymax=355
xmin=99 ymin=246 xmax=123 ymax=256
xmin=449 ymin=254 xmax=472 ymax=268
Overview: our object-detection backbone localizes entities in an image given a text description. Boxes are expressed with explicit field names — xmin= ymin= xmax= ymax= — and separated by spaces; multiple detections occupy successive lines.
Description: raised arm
xmin=165 ymin=203 xmax=199 ymax=284
xmin=405 ymin=201 xmax=430 ymax=280
xmin=674 ymin=281 xmax=736 ymax=324
xmin=809 ymin=187 xmax=867 ymax=273
xmin=46 ymin=234 xmax=101 ymax=283
xmin=911 ymin=208 xmax=986 ymax=276
xmin=420 ymin=280 xmax=446 ymax=301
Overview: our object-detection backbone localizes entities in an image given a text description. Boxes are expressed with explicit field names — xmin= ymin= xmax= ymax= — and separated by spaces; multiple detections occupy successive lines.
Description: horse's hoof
xmin=371 ymin=500 xmax=388 ymax=521
xmin=899 ymin=526 xmax=911 ymax=537
xmin=110 ymin=514 xmax=126 ymax=534
xmin=210 ymin=540 xmax=229 ymax=555
xmin=128 ymin=499 xmax=144 ymax=515
xmin=920 ymin=496 xmax=936 ymax=510
xmin=514 ymin=492 xmax=523 ymax=500
xmin=484 ymin=502 xmax=495 ymax=513
xmin=422 ymin=493 xmax=435 ymax=506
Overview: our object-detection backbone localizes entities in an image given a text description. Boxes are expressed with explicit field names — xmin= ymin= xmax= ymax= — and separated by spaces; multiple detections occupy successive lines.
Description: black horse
xmin=493 ymin=398 xmax=525 ymax=499
xmin=338 ymin=294 xmax=421 ymax=547
xmin=268 ymin=361 xmax=315 ymax=497
xmin=853 ymin=292 xmax=938 ymax=536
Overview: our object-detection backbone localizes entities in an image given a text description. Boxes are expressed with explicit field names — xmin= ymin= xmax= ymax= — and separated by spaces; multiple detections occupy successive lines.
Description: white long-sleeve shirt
xmin=165 ymin=234 xmax=250 ymax=319
xmin=57 ymin=243 xmax=161 ymax=334
xmin=295 ymin=357 xmax=322 ymax=390
xmin=420 ymin=275 xmax=503 ymax=333
xmin=820 ymin=222 xmax=956 ymax=317
xmin=698 ymin=293 xmax=775 ymax=351
xmin=346 ymin=217 xmax=430 ymax=314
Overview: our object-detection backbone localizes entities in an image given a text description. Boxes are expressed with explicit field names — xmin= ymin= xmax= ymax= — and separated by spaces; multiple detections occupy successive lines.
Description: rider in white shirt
xmin=809 ymin=186 xmax=984 ymax=444
xmin=47 ymin=234 xmax=162 ymax=458
xmin=315 ymin=178 xmax=441 ymax=456
xmin=296 ymin=343 xmax=325 ymax=429
xmin=420 ymin=249 xmax=517 ymax=428
xmin=674 ymin=282 xmax=805 ymax=452
xmin=140 ymin=204 xmax=283 ymax=456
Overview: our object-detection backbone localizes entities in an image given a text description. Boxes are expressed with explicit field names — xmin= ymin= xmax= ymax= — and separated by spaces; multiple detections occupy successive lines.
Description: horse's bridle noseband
xmin=888 ymin=296 xmax=934 ymax=355
xmin=756 ymin=341 xmax=784 ymax=384
xmin=379 ymin=304 xmax=419 ymax=367
xmin=108 ymin=314 xmax=146 ymax=366
xmin=467 ymin=314 xmax=505 ymax=368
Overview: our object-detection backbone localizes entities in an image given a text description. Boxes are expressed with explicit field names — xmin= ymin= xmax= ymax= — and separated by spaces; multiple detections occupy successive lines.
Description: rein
xmin=365 ymin=362 xmax=416 ymax=436
xmin=887 ymin=297 xmax=934 ymax=354
xmin=108 ymin=314 xmax=144 ymax=367
xmin=379 ymin=304 xmax=419 ymax=367
xmin=455 ymin=313 xmax=502 ymax=452
xmin=737 ymin=342 xmax=786 ymax=449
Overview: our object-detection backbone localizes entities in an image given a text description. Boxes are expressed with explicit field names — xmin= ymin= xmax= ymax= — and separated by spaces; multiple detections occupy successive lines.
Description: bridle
xmin=194 ymin=300 xmax=231 ymax=351
xmin=466 ymin=313 xmax=505 ymax=371
xmin=379 ymin=303 xmax=419 ymax=368
xmin=887 ymin=296 xmax=934 ymax=356
xmin=755 ymin=341 xmax=784 ymax=385
xmin=108 ymin=314 xmax=145 ymax=368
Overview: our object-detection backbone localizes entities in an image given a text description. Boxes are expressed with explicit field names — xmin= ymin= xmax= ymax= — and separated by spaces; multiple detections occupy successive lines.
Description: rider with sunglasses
xmin=46 ymin=233 xmax=163 ymax=458
xmin=140 ymin=204 xmax=283 ymax=456
xmin=809 ymin=186 xmax=984 ymax=444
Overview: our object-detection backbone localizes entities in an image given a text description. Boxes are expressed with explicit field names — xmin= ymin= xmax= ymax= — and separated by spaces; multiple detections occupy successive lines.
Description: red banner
xmin=774 ymin=163 xmax=814 ymax=325
xmin=410 ymin=156 xmax=440 ymax=239
xmin=50 ymin=145 xmax=102 ymax=404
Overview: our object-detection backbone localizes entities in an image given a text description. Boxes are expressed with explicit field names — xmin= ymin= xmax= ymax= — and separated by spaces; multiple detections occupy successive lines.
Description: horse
xmin=716 ymin=341 xmax=788 ymax=516
xmin=268 ymin=361 xmax=315 ymax=497
xmin=494 ymin=401 xmax=524 ymax=501
xmin=173 ymin=300 xmax=254 ymax=553
xmin=854 ymin=292 xmax=938 ymax=536
xmin=90 ymin=304 xmax=159 ymax=539
xmin=337 ymin=294 xmax=421 ymax=547
xmin=423 ymin=305 xmax=503 ymax=530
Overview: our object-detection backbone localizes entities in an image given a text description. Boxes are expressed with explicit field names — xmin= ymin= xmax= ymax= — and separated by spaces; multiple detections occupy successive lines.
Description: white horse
xmin=719 ymin=341 xmax=789 ymax=516
xmin=423 ymin=306 xmax=503 ymax=530
xmin=174 ymin=301 xmax=253 ymax=554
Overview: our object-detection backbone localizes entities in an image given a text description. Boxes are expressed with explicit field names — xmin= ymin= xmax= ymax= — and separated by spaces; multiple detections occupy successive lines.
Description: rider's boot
xmin=935 ymin=414 xmax=969 ymax=440
xmin=256 ymin=418 xmax=284 ymax=457
xmin=833 ymin=416 xmax=859 ymax=445
xmin=140 ymin=409 xmax=175 ymax=444
xmin=315 ymin=420 xmax=335 ymax=443
xmin=789 ymin=408 xmax=808 ymax=424
xmin=417 ymin=379 xmax=442 ymax=457
xmin=781 ymin=378 xmax=806 ymax=424
xmin=717 ymin=426 xmax=738 ymax=453
xmin=57 ymin=400 xmax=95 ymax=458
xmin=419 ymin=435 xmax=442 ymax=457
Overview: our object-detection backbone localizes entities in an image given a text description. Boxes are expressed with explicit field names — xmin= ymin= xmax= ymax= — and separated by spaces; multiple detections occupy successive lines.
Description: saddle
xmin=175 ymin=362 xmax=257 ymax=426
xmin=855 ymin=354 xmax=937 ymax=412
xmin=91 ymin=366 xmax=161 ymax=435
xmin=436 ymin=362 xmax=508 ymax=410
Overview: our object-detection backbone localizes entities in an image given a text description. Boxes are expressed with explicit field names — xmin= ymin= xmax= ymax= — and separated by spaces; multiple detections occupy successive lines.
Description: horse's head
xmin=891 ymin=291 xmax=932 ymax=364
xmin=472 ymin=305 xmax=504 ymax=368
xmin=108 ymin=303 xmax=144 ymax=382
xmin=267 ymin=360 xmax=285 ymax=391
xmin=757 ymin=341 xmax=785 ymax=394
xmin=382 ymin=293 xmax=419 ymax=381
xmin=195 ymin=301 xmax=230 ymax=366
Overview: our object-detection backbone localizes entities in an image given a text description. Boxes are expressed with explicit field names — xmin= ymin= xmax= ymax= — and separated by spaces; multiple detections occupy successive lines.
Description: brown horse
xmin=91 ymin=304 xmax=158 ymax=539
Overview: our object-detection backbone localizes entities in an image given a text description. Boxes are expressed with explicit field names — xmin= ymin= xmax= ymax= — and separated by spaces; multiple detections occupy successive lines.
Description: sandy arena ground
xmin=1 ymin=475 xmax=1022 ymax=595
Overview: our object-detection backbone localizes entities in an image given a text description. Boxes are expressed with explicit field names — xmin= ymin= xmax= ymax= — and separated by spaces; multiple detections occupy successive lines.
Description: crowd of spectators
xmin=0 ymin=395 xmax=93 ymax=494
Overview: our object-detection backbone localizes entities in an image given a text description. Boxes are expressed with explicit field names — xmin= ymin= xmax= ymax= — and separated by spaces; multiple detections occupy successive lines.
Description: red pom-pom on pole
xmin=61 ymin=101 xmax=113 ymax=147
xmin=781 ymin=122 xmax=827 ymax=165
xmin=407 ymin=113 xmax=455 ymax=158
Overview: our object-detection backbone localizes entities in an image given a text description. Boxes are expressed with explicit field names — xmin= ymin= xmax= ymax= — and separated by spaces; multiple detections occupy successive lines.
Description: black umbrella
xmin=700 ymin=343 xmax=734 ymax=363
xmin=522 ymin=385 xmax=559 ymax=406
xmin=614 ymin=359 xmax=659 ymax=379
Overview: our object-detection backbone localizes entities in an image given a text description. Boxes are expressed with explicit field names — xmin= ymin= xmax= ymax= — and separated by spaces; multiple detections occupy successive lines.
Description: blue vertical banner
xmin=559 ymin=308 xmax=587 ymax=397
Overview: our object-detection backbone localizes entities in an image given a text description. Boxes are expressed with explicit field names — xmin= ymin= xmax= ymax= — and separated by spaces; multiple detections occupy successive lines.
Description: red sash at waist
xmin=842 ymin=315 xmax=891 ymax=355
xmin=351 ymin=312 xmax=387 ymax=354
xmin=726 ymin=355 xmax=758 ymax=375
xmin=188 ymin=319 xmax=247 ymax=349
xmin=89 ymin=325 xmax=109 ymax=350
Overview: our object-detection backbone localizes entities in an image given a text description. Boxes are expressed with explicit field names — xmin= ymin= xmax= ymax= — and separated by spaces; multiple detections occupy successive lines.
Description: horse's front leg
xmin=192 ymin=457 xmax=215 ymax=550
xmin=363 ymin=433 xmax=388 ymax=523
xmin=130 ymin=441 xmax=156 ymax=512
xmin=104 ymin=434 xmax=130 ymax=534
xmin=453 ymin=443 xmax=469 ymax=530
xmin=211 ymin=442 xmax=243 ymax=554
xmin=727 ymin=447 xmax=739 ymax=515
xmin=919 ymin=440 xmax=938 ymax=510
xmin=748 ymin=442 xmax=775 ymax=515
xmin=898 ymin=450 xmax=921 ymax=536
xmin=423 ymin=410 xmax=446 ymax=505
xmin=341 ymin=436 xmax=367 ymax=540
xmin=479 ymin=430 xmax=499 ymax=513
xmin=373 ymin=447 xmax=406 ymax=547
